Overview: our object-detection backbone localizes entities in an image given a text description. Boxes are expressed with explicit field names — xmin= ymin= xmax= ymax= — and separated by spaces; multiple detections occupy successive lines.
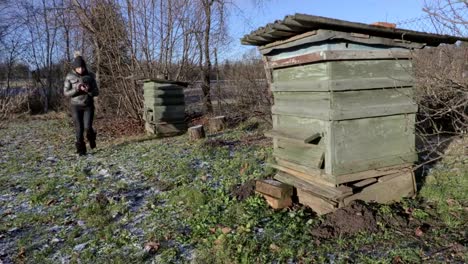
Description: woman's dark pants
xmin=71 ymin=105 xmax=96 ymax=155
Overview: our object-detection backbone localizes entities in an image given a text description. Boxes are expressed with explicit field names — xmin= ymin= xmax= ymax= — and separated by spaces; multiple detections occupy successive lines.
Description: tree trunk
xmin=202 ymin=0 xmax=213 ymax=113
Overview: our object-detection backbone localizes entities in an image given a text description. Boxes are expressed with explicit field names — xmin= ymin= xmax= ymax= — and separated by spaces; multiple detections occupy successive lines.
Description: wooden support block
xmin=256 ymin=191 xmax=292 ymax=209
xmin=296 ymin=188 xmax=337 ymax=215
xmin=188 ymin=125 xmax=205 ymax=141
xmin=208 ymin=116 xmax=226 ymax=132
xmin=343 ymin=171 xmax=415 ymax=206
xmin=255 ymin=179 xmax=293 ymax=199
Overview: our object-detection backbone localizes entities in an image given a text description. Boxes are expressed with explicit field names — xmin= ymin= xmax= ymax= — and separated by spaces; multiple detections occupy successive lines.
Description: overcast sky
xmin=226 ymin=0 xmax=428 ymax=59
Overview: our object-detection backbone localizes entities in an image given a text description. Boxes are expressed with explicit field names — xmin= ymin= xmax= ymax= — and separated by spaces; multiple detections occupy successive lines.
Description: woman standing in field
xmin=63 ymin=52 xmax=99 ymax=156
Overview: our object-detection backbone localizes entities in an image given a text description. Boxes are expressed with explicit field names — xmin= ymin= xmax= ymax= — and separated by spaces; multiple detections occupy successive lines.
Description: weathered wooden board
xmin=330 ymin=88 xmax=417 ymax=120
xmin=352 ymin=178 xmax=377 ymax=188
xmin=272 ymin=62 xmax=328 ymax=83
xmin=335 ymin=164 xmax=413 ymax=184
xmin=145 ymin=121 xmax=187 ymax=136
xmin=329 ymin=114 xmax=417 ymax=175
xmin=329 ymin=60 xmax=412 ymax=80
xmin=143 ymin=96 xmax=185 ymax=106
xmin=272 ymin=114 xmax=325 ymax=140
xmin=255 ymin=179 xmax=293 ymax=199
xmin=343 ymin=171 xmax=415 ymax=205
xmin=268 ymin=40 xmax=409 ymax=61
xmin=146 ymin=105 xmax=186 ymax=122
xmin=274 ymin=172 xmax=346 ymax=200
xmin=269 ymin=50 xmax=411 ymax=69
xmin=274 ymin=139 xmax=325 ymax=169
xmin=271 ymin=88 xmax=416 ymax=120
xmin=260 ymin=29 xmax=425 ymax=55
xmin=272 ymin=91 xmax=330 ymax=120
xmin=272 ymin=77 xmax=413 ymax=92
xmin=265 ymin=131 xmax=321 ymax=149
xmin=269 ymin=161 xmax=335 ymax=187
xmin=143 ymin=86 xmax=184 ymax=97
xmin=272 ymin=60 xmax=412 ymax=92
xmin=296 ymin=188 xmax=337 ymax=215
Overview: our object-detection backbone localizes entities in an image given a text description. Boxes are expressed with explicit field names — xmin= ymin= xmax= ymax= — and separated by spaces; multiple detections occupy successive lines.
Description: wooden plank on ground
xmin=343 ymin=171 xmax=415 ymax=205
xmin=269 ymin=162 xmax=334 ymax=187
xmin=274 ymin=172 xmax=344 ymax=200
xmin=255 ymin=179 xmax=293 ymax=199
xmin=296 ymin=188 xmax=337 ymax=215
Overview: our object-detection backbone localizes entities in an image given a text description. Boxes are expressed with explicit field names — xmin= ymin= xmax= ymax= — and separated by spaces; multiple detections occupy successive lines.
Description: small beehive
xmin=242 ymin=14 xmax=465 ymax=214
xmin=143 ymin=79 xmax=188 ymax=136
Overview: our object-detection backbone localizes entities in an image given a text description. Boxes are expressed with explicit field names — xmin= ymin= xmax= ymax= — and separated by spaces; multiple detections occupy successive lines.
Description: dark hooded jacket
xmin=64 ymin=56 xmax=99 ymax=106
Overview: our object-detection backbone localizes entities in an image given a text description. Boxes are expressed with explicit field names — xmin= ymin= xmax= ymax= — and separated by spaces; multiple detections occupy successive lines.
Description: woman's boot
xmin=87 ymin=130 xmax=97 ymax=149
xmin=75 ymin=141 xmax=87 ymax=156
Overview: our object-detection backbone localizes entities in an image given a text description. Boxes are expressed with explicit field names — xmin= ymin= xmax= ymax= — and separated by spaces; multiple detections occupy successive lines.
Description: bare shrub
xmin=0 ymin=89 xmax=30 ymax=120
xmin=412 ymin=44 xmax=467 ymax=169
xmin=213 ymin=50 xmax=272 ymax=124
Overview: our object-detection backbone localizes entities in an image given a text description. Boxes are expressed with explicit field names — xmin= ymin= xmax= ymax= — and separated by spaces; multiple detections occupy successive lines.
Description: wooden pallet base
xmin=277 ymin=169 xmax=416 ymax=215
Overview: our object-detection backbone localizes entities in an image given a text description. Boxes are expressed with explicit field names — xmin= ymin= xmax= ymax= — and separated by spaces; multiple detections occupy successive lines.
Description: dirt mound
xmin=230 ymin=180 xmax=256 ymax=201
xmin=311 ymin=201 xmax=378 ymax=239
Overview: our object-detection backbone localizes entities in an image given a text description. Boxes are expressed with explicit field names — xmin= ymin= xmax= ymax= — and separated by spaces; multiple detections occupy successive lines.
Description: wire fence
xmin=395 ymin=6 xmax=467 ymax=37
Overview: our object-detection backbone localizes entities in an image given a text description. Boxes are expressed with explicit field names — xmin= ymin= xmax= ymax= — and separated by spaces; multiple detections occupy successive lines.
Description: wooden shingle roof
xmin=241 ymin=14 xmax=467 ymax=47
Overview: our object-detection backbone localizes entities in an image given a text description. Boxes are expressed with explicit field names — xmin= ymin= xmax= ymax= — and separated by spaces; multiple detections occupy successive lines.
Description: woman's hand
xmin=78 ymin=83 xmax=89 ymax=93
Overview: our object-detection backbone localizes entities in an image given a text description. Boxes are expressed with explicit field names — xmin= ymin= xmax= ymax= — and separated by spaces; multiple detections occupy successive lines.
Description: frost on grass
xmin=0 ymin=119 xmax=466 ymax=263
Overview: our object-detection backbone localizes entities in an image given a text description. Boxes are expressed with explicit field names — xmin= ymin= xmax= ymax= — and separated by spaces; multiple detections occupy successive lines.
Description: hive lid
xmin=143 ymin=78 xmax=189 ymax=87
xmin=241 ymin=13 xmax=468 ymax=47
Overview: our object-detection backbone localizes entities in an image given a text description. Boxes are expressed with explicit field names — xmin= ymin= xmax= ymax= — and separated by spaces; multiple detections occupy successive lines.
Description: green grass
xmin=419 ymin=137 xmax=468 ymax=228
xmin=0 ymin=117 xmax=466 ymax=263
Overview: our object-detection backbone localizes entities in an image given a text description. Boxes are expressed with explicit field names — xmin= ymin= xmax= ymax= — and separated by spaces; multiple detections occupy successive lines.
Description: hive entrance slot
xmin=304 ymin=133 xmax=321 ymax=145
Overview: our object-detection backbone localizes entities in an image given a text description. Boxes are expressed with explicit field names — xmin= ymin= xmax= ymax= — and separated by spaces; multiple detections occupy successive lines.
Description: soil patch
xmin=230 ymin=180 xmax=256 ymax=201
xmin=311 ymin=201 xmax=378 ymax=239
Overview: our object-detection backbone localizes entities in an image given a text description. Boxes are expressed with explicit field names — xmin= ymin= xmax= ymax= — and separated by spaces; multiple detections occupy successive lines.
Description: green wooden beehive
xmin=143 ymin=79 xmax=188 ymax=136
xmin=242 ymin=14 xmax=464 ymax=213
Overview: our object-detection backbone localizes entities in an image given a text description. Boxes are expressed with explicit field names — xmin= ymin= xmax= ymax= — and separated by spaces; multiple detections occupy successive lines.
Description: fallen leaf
xmin=270 ymin=243 xmax=280 ymax=252
xmin=144 ymin=241 xmax=160 ymax=254
xmin=17 ymin=247 xmax=26 ymax=259
xmin=3 ymin=209 xmax=13 ymax=216
xmin=240 ymin=163 xmax=249 ymax=175
xmin=46 ymin=199 xmax=57 ymax=206
xmin=415 ymin=227 xmax=424 ymax=237
xmin=214 ymin=238 xmax=223 ymax=245
xmin=392 ymin=256 xmax=403 ymax=264
xmin=221 ymin=227 xmax=232 ymax=234
xmin=446 ymin=198 xmax=457 ymax=206
xmin=209 ymin=227 xmax=216 ymax=234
